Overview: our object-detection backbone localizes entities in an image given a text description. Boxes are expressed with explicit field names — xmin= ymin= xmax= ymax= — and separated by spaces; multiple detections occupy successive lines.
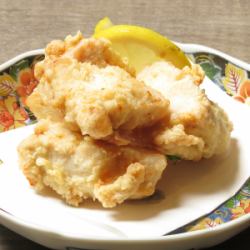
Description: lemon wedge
xmin=94 ymin=17 xmax=190 ymax=73
xmin=94 ymin=17 xmax=114 ymax=34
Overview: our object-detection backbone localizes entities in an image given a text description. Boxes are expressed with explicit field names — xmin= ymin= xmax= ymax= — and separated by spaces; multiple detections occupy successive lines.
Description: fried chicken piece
xmin=18 ymin=120 xmax=167 ymax=208
xmin=41 ymin=31 xmax=135 ymax=76
xmin=28 ymin=33 xmax=169 ymax=141
xmin=137 ymin=62 xmax=233 ymax=160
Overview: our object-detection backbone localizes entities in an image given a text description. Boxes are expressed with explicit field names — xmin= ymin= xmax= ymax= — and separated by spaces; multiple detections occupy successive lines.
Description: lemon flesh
xmin=94 ymin=20 xmax=190 ymax=73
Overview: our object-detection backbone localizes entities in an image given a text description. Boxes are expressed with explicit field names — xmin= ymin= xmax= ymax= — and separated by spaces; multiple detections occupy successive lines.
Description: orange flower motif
xmin=0 ymin=108 xmax=14 ymax=130
xmin=231 ymin=199 xmax=250 ymax=219
xmin=16 ymin=67 xmax=38 ymax=105
xmin=234 ymin=79 xmax=250 ymax=105
xmin=0 ymin=96 xmax=28 ymax=132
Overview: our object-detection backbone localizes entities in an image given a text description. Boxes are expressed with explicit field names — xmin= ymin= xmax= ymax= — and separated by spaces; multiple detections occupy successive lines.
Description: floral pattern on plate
xmin=188 ymin=52 xmax=250 ymax=105
xmin=0 ymin=52 xmax=249 ymax=234
xmin=0 ymin=55 xmax=43 ymax=131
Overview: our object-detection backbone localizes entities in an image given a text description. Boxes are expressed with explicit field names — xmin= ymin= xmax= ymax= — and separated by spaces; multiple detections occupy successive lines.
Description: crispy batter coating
xmin=43 ymin=31 xmax=135 ymax=76
xmin=137 ymin=62 xmax=233 ymax=160
xmin=28 ymin=33 xmax=169 ymax=140
xmin=18 ymin=32 xmax=233 ymax=209
xmin=18 ymin=120 xmax=167 ymax=208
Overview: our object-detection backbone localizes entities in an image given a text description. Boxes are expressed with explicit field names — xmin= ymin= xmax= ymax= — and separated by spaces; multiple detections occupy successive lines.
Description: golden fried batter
xmin=137 ymin=62 xmax=233 ymax=160
xmin=18 ymin=31 xmax=233 ymax=209
xmin=28 ymin=33 xmax=169 ymax=141
xmin=18 ymin=120 xmax=167 ymax=208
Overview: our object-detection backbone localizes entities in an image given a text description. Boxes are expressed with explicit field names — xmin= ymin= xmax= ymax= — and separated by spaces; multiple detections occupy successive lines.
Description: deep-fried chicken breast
xmin=43 ymin=31 xmax=135 ymax=75
xmin=28 ymin=33 xmax=169 ymax=141
xmin=18 ymin=120 xmax=167 ymax=208
xmin=18 ymin=30 xmax=233 ymax=210
xmin=137 ymin=62 xmax=233 ymax=160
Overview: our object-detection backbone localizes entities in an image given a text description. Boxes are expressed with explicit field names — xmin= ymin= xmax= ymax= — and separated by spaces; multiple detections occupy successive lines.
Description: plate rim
xmin=0 ymin=44 xmax=249 ymax=245
xmin=0 ymin=207 xmax=249 ymax=242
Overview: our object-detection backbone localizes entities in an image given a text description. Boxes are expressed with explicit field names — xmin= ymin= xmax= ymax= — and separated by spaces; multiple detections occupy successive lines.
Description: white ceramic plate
xmin=0 ymin=44 xmax=249 ymax=250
